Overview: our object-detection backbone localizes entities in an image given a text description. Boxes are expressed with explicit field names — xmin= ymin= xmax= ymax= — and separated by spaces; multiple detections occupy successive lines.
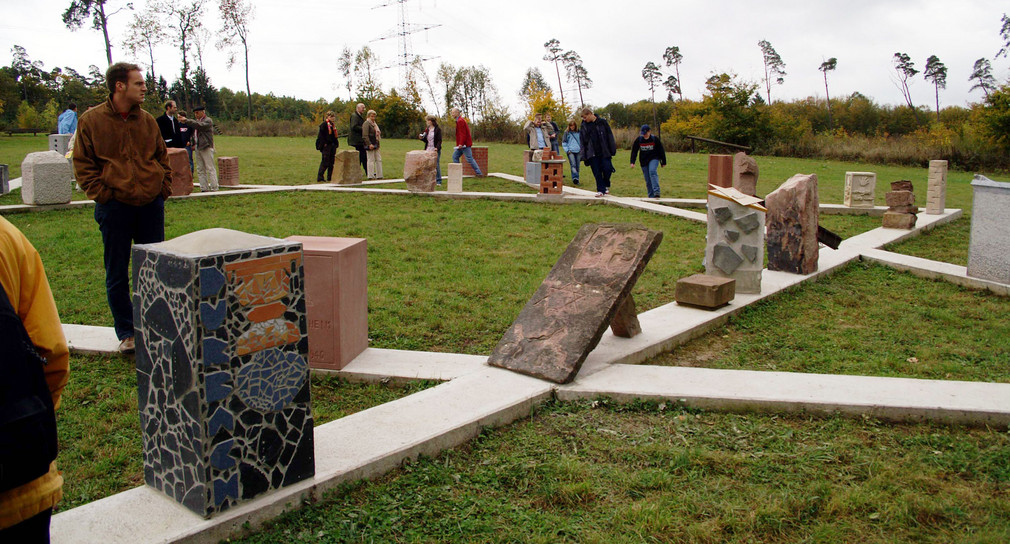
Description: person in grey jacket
xmin=179 ymin=106 xmax=217 ymax=191
xmin=523 ymin=113 xmax=554 ymax=150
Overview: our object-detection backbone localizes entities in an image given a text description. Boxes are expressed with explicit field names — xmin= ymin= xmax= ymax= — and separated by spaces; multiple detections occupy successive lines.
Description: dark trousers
xmin=354 ymin=144 xmax=367 ymax=172
xmin=0 ymin=507 xmax=52 ymax=543
xmin=317 ymin=144 xmax=336 ymax=181
xmin=94 ymin=196 xmax=165 ymax=340
xmin=587 ymin=155 xmax=614 ymax=194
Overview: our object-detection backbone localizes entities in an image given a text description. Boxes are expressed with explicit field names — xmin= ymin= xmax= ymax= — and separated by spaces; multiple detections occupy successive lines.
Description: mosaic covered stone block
xmin=967 ymin=175 xmax=1010 ymax=284
xmin=132 ymin=229 xmax=314 ymax=518
xmin=706 ymin=185 xmax=766 ymax=294
xmin=926 ymin=160 xmax=947 ymax=214
xmin=21 ymin=150 xmax=73 ymax=205
xmin=286 ymin=236 xmax=367 ymax=370
xmin=843 ymin=171 xmax=876 ymax=208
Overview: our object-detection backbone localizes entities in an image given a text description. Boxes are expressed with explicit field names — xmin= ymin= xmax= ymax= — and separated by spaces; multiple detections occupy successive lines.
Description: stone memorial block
xmin=21 ymin=151 xmax=73 ymax=205
xmin=675 ymin=274 xmax=735 ymax=309
xmin=403 ymin=150 xmax=438 ymax=192
xmin=706 ymin=185 xmax=766 ymax=293
xmin=132 ymin=229 xmax=314 ymax=518
xmin=0 ymin=164 xmax=8 ymax=195
xmin=766 ymin=174 xmax=819 ymax=275
xmin=447 ymin=163 xmax=463 ymax=193
xmin=488 ymin=223 xmax=663 ymax=384
xmin=926 ymin=160 xmax=947 ymax=214
xmin=967 ymin=175 xmax=1010 ymax=284
xmin=843 ymin=171 xmax=876 ymax=208
xmin=732 ymin=152 xmax=759 ymax=196
xmin=707 ymin=154 xmax=733 ymax=188
xmin=167 ymin=148 xmax=193 ymax=197
xmin=48 ymin=133 xmax=71 ymax=156
xmin=882 ymin=180 xmax=917 ymax=229
xmin=461 ymin=146 xmax=488 ymax=177
xmin=333 ymin=150 xmax=362 ymax=184
xmin=287 ymin=236 xmax=367 ymax=370
xmin=524 ymin=161 xmax=542 ymax=186
xmin=217 ymin=156 xmax=239 ymax=186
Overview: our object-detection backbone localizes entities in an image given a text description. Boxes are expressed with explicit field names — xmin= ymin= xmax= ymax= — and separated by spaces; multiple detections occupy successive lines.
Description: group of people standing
xmin=317 ymin=104 xmax=483 ymax=183
xmin=156 ymin=99 xmax=218 ymax=192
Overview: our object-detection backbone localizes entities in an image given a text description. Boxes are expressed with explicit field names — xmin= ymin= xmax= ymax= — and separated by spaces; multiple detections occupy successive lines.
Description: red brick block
xmin=461 ymin=146 xmax=488 ymax=177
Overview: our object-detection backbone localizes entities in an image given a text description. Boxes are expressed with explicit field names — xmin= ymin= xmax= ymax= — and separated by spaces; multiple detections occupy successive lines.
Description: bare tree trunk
xmin=823 ymin=71 xmax=832 ymax=130
xmin=553 ymin=60 xmax=565 ymax=110
xmin=934 ymin=83 xmax=940 ymax=121
xmin=243 ymin=37 xmax=252 ymax=119
xmin=99 ymin=3 xmax=112 ymax=65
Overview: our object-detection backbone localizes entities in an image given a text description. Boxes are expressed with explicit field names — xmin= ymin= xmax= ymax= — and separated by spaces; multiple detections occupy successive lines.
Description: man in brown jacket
xmin=73 ymin=62 xmax=172 ymax=354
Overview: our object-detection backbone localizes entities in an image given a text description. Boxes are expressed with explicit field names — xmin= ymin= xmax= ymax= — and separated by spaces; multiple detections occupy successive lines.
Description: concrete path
xmin=860 ymin=248 xmax=1010 ymax=296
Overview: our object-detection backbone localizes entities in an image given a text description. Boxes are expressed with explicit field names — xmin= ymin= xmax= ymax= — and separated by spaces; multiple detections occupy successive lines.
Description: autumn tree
xmin=641 ymin=61 xmax=662 ymax=131
xmin=923 ymin=55 xmax=947 ymax=120
xmin=158 ymin=0 xmax=206 ymax=109
xmin=663 ymin=46 xmax=684 ymax=101
xmin=758 ymin=40 xmax=786 ymax=104
xmin=338 ymin=46 xmax=353 ymax=101
xmin=354 ymin=46 xmax=380 ymax=101
xmin=561 ymin=50 xmax=591 ymax=107
xmin=122 ymin=7 xmax=165 ymax=83
xmin=819 ymin=57 xmax=837 ymax=129
xmin=410 ymin=57 xmax=440 ymax=116
xmin=218 ymin=0 xmax=254 ymax=119
xmin=997 ymin=13 xmax=1010 ymax=58
xmin=62 ymin=0 xmax=132 ymax=66
xmin=969 ymin=58 xmax=996 ymax=100
xmin=543 ymin=38 xmax=565 ymax=109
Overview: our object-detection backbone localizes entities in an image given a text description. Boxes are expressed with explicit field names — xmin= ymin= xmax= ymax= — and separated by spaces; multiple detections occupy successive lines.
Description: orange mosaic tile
xmin=235 ymin=319 xmax=301 ymax=356
xmin=246 ymin=301 xmax=287 ymax=323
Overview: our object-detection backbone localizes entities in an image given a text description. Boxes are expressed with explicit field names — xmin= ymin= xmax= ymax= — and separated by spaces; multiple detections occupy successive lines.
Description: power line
xmin=370 ymin=0 xmax=440 ymax=85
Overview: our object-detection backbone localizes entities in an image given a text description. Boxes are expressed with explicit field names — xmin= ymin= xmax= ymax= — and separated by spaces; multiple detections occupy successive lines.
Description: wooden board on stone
xmin=487 ymin=223 xmax=663 ymax=384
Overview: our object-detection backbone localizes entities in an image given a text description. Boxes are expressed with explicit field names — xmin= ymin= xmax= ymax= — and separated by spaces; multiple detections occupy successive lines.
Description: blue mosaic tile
xmin=210 ymin=439 xmax=236 ymax=470
xmin=200 ymin=300 xmax=226 ymax=330
xmin=200 ymin=266 xmax=226 ymax=298
xmin=206 ymin=371 xmax=233 ymax=402
xmin=203 ymin=338 xmax=228 ymax=366
xmin=213 ymin=473 xmax=238 ymax=506
xmin=236 ymin=349 xmax=307 ymax=412
xmin=208 ymin=406 xmax=235 ymax=436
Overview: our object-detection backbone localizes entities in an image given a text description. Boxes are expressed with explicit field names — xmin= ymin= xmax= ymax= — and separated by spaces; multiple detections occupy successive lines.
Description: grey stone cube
xmin=21 ymin=151 xmax=73 ymax=205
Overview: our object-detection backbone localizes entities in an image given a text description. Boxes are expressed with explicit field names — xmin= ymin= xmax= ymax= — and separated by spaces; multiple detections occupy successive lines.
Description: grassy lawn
xmin=1 ymin=134 xmax=1007 ymax=540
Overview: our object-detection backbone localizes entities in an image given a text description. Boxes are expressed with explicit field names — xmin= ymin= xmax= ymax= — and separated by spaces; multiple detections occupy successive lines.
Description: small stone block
xmin=0 ymin=164 xmax=9 ymax=194
xmin=167 ymin=148 xmax=193 ymax=197
xmin=49 ymin=133 xmax=72 ymax=156
xmin=926 ymin=160 xmax=947 ymax=214
xmin=882 ymin=212 xmax=917 ymax=229
xmin=732 ymin=152 xmax=759 ymax=196
xmin=889 ymin=205 xmax=919 ymax=214
xmin=333 ymin=150 xmax=362 ymax=184
xmin=675 ymin=274 xmax=735 ymax=309
xmin=891 ymin=180 xmax=913 ymax=192
xmin=609 ymin=295 xmax=641 ymax=338
xmin=216 ymin=157 xmax=239 ymax=186
xmin=885 ymin=190 xmax=914 ymax=207
xmin=524 ymin=161 xmax=542 ymax=185
xmin=843 ymin=171 xmax=876 ymax=208
xmin=21 ymin=150 xmax=73 ymax=205
xmin=447 ymin=163 xmax=463 ymax=193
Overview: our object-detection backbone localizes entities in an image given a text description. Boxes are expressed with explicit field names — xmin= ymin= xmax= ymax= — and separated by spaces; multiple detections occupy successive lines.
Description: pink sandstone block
xmin=286 ymin=236 xmax=368 ymax=370
xmin=166 ymin=148 xmax=193 ymax=197
xmin=218 ymin=156 xmax=239 ymax=186
xmin=708 ymin=154 xmax=733 ymax=188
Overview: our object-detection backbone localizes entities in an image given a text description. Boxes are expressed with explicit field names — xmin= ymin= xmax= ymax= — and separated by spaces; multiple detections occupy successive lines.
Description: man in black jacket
xmin=316 ymin=111 xmax=339 ymax=182
xmin=347 ymin=103 xmax=367 ymax=173
xmin=155 ymin=100 xmax=184 ymax=148
xmin=578 ymin=107 xmax=617 ymax=197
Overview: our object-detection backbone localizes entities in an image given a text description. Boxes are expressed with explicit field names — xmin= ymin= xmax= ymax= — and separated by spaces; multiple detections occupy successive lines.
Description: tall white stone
xmin=926 ymin=160 xmax=947 ymax=214
xmin=967 ymin=175 xmax=1010 ymax=284
xmin=21 ymin=150 xmax=72 ymax=205
xmin=447 ymin=163 xmax=463 ymax=193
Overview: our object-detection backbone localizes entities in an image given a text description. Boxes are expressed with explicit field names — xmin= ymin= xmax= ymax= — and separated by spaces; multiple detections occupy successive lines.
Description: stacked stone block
xmin=167 ymin=148 xmax=193 ymax=197
xmin=967 ymin=175 xmax=1010 ymax=284
xmin=843 ymin=172 xmax=876 ymax=208
xmin=926 ymin=160 xmax=947 ymax=214
xmin=461 ymin=146 xmax=488 ymax=177
xmin=706 ymin=186 xmax=766 ymax=293
xmin=882 ymin=180 xmax=917 ymax=229
xmin=708 ymin=154 xmax=733 ymax=188
xmin=217 ymin=156 xmax=239 ymax=186
xmin=766 ymin=174 xmax=819 ymax=275
xmin=132 ymin=229 xmax=314 ymax=518
xmin=21 ymin=151 xmax=73 ymax=205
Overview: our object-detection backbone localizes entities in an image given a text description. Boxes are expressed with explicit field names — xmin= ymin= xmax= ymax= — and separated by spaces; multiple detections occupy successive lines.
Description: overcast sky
xmin=3 ymin=0 xmax=1008 ymax=117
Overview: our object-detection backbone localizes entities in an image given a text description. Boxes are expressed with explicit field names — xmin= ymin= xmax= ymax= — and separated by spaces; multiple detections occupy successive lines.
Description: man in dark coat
xmin=578 ymin=107 xmax=617 ymax=197
xmin=316 ymin=111 xmax=339 ymax=182
xmin=347 ymin=103 xmax=367 ymax=172
xmin=155 ymin=100 xmax=185 ymax=148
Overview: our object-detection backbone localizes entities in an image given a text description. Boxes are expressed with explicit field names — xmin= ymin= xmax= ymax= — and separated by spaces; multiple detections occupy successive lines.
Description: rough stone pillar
xmin=447 ymin=163 xmax=463 ymax=193
xmin=21 ymin=151 xmax=73 ymax=205
xmin=333 ymin=150 xmax=362 ymax=184
xmin=132 ymin=229 xmax=314 ymax=518
xmin=765 ymin=174 xmax=819 ymax=275
xmin=403 ymin=150 xmax=438 ymax=192
xmin=167 ymin=148 xmax=193 ymax=197
xmin=926 ymin=160 xmax=947 ymax=214
xmin=707 ymin=154 xmax=733 ymax=188
xmin=706 ymin=186 xmax=766 ymax=293
xmin=732 ymin=152 xmax=759 ymax=196
xmin=882 ymin=180 xmax=918 ymax=229
xmin=48 ymin=133 xmax=71 ymax=156
xmin=967 ymin=175 xmax=1010 ymax=284
xmin=843 ymin=172 xmax=876 ymax=208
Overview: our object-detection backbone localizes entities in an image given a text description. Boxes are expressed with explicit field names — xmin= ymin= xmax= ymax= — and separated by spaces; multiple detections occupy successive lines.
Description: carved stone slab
xmin=967 ymin=175 xmax=1010 ymax=283
xmin=487 ymin=223 xmax=663 ymax=384
xmin=843 ymin=171 xmax=876 ymax=208
xmin=732 ymin=152 xmax=759 ymax=196
xmin=926 ymin=160 xmax=947 ymax=214
xmin=766 ymin=174 xmax=819 ymax=275
xmin=403 ymin=150 xmax=437 ymax=192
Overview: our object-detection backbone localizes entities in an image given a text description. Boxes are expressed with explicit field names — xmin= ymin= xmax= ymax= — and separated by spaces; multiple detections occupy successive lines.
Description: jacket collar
xmin=103 ymin=96 xmax=143 ymax=119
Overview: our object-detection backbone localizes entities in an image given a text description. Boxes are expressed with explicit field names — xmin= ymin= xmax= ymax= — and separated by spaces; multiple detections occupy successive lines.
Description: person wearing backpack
xmin=0 ymin=215 xmax=70 ymax=543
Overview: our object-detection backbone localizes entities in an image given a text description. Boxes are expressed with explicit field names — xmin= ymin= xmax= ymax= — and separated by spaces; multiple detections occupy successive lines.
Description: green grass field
xmin=1 ymin=134 xmax=1007 ymax=541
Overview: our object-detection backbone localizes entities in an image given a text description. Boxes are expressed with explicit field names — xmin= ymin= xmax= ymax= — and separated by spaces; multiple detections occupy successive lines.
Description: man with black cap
xmin=629 ymin=124 xmax=666 ymax=198
xmin=179 ymin=106 xmax=217 ymax=191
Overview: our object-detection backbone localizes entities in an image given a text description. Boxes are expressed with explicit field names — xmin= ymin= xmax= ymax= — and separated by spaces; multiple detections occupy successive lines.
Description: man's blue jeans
xmin=641 ymin=159 xmax=661 ymax=197
xmin=451 ymin=146 xmax=482 ymax=176
xmin=94 ymin=196 xmax=165 ymax=340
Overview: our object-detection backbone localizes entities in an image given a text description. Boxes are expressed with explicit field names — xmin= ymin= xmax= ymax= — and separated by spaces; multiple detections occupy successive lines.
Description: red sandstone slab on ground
xmin=287 ymin=236 xmax=368 ymax=370
xmin=487 ymin=223 xmax=662 ymax=384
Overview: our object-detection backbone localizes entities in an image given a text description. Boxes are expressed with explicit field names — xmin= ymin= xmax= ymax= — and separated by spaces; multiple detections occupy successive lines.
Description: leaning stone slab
xmin=21 ymin=150 xmax=73 ymax=205
xmin=843 ymin=171 xmax=876 ymax=208
xmin=403 ymin=150 xmax=438 ymax=192
xmin=676 ymin=274 xmax=735 ymax=309
xmin=132 ymin=229 xmax=314 ymax=518
xmin=706 ymin=185 xmax=766 ymax=293
xmin=967 ymin=175 xmax=1010 ymax=284
xmin=926 ymin=160 xmax=947 ymax=214
xmin=766 ymin=174 xmax=819 ymax=275
xmin=487 ymin=223 xmax=663 ymax=384
xmin=447 ymin=163 xmax=463 ymax=193
xmin=166 ymin=148 xmax=193 ymax=197
xmin=333 ymin=150 xmax=362 ymax=184
xmin=732 ymin=152 xmax=759 ymax=196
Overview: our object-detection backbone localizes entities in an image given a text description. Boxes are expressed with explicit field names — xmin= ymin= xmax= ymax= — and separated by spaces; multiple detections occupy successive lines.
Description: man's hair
xmin=68 ymin=103 xmax=77 ymax=110
xmin=106 ymin=62 xmax=141 ymax=94
xmin=356 ymin=103 xmax=366 ymax=109
xmin=164 ymin=100 xmax=176 ymax=111
xmin=580 ymin=107 xmax=594 ymax=116
xmin=534 ymin=113 xmax=542 ymax=119
xmin=450 ymin=107 xmax=460 ymax=116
